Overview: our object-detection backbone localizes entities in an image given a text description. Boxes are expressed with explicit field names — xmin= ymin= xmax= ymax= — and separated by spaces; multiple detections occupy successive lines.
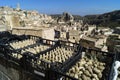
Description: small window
xmin=73 ymin=37 xmax=75 ymax=39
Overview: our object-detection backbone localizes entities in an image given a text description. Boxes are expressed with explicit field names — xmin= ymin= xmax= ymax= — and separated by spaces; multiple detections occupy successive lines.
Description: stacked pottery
xmin=67 ymin=57 xmax=106 ymax=80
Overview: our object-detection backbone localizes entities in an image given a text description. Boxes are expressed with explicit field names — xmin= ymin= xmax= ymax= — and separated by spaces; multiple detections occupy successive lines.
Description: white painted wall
xmin=42 ymin=28 xmax=55 ymax=40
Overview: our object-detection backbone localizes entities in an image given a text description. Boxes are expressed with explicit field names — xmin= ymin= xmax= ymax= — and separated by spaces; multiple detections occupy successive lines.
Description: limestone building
xmin=12 ymin=27 xmax=55 ymax=40
xmin=5 ymin=15 xmax=20 ymax=29
xmin=68 ymin=30 xmax=80 ymax=43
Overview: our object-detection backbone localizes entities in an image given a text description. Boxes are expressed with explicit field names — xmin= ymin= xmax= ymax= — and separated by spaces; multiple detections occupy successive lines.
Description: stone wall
xmin=5 ymin=15 xmax=20 ymax=29
xmin=42 ymin=28 xmax=55 ymax=40
xmin=12 ymin=28 xmax=42 ymax=37
xmin=12 ymin=28 xmax=55 ymax=40
xmin=79 ymin=39 xmax=95 ymax=49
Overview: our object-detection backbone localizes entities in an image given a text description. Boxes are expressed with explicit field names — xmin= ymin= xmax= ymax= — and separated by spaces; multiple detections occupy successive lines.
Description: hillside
xmin=84 ymin=10 xmax=120 ymax=28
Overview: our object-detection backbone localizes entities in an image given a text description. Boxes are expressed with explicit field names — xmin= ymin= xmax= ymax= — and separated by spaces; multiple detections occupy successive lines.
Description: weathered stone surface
xmin=58 ymin=12 xmax=74 ymax=23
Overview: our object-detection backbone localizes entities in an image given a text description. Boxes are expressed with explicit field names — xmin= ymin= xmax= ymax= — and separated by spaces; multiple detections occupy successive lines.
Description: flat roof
xmin=82 ymin=37 xmax=98 ymax=42
xmin=12 ymin=27 xmax=53 ymax=30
